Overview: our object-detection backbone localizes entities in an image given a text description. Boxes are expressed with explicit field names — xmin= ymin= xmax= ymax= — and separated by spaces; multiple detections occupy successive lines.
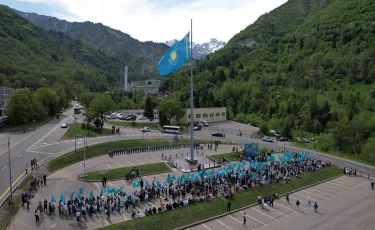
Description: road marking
xmin=126 ymin=160 xmax=135 ymax=166
xmin=215 ymin=219 xmax=232 ymax=230
xmin=0 ymin=131 xmax=36 ymax=157
xmin=94 ymin=183 xmax=100 ymax=189
xmin=137 ymin=160 xmax=144 ymax=164
xmin=325 ymin=181 xmax=350 ymax=189
xmin=0 ymin=171 xmax=25 ymax=201
xmin=17 ymin=154 xmax=22 ymax=158
xmin=246 ymin=213 xmax=268 ymax=226
xmin=320 ymin=184 xmax=346 ymax=192
xmin=201 ymin=224 xmax=211 ymax=230
xmin=155 ymin=175 xmax=164 ymax=181
xmin=61 ymin=178 xmax=65 ymax=184
xmin=1 ymin=166 xmax=6 ymax=170
xmin=106 ymin=163 xmax=113 ymax=169
xmin=299 ymin=190 xmax=327 ymax=199
xmin=315 ymin=186 xmax=341 ymax=194
xmin=136 ymin=207 xmax=144 ymax=216
xmin=251 ymin=207 xmax=279 ymax=221
xmin=308 ymin=187 xmax=336 ymax=197
xmin=116 ymin=162 xmax=124 ymax=167
xmin=268 ymin=207 xmax=289 ymax=217
xmin=228 ymin=214 xmax=244 ymax=224
xmin=147 ymin=202 xmax=155 ymax=207
xmin=333 ymin=179 xmax=359 ymax=187
xmin=120 ymin=180 xmax=126 ymax=185
xmin=143 ymin=176 xmax=152 ymax=182
xmin=174 ymin=170 xmax=181 ymax=175
xmin=120 ymin=211 xmax=127 ymax=220
xmin=279 ymin=197 xmax=307 ymax=209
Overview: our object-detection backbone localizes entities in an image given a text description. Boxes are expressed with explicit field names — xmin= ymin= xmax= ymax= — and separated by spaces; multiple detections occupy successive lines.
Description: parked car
xmin=212 ymin=132 xmax=224 ymax=137
xmin=125 ymin=115 xmax=137 ymax=120
xmin=61 ymin=123 xmax=68 ymax=128
xmin=193 ymin=126 xmax=201 ymax=131
xmin=141 ymin=127 xmax=151 ymax=132
xmin=138 ymin=116 xmax=148 ymax=120
xmin=262 ymin=137 xmax=273 ymax=142
xmin=278 ymin=137 xmax=289 ymax=142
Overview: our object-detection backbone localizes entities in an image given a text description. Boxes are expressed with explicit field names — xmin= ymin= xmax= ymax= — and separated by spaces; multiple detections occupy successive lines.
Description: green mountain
xmin=12 ymin=8 xmax=169 ymax=77
xmin=0 ymin=5 xmax=125 ymax=96
xmin=162 ymin=0 xmax=375 ymax=160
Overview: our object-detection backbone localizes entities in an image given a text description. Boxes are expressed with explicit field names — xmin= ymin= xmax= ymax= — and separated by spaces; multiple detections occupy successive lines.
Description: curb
xmin=75 ymin=169 xmax=172 ymax=182
xmin=175 ymin=172 xmax=346 ymax=230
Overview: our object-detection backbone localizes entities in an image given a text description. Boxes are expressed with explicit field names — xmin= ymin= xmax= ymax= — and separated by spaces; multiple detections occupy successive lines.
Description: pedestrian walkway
xmin=188 ymin=176 xmax=373 ymax=230
xmin=9 ymin=144 xmax=238 ymax=230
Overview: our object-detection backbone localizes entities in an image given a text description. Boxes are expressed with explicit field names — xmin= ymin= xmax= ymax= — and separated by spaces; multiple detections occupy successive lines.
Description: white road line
xmin=342 ymin=176 xmax=365 ymax=183
xmin=94 ymin=182 xmax=100 ymax=189
xmin=246 ymin=213 xmax=268 ymax=226
xmin=280 ymin=198 xmax=307 ymax=209
xmin=153 ymin=156 xmax=160 ymax=161
xmin=136 ymin=207 xmax=144 ymax=216
xmin=137 ymin=160 xmax=144 ymax=164
xmin=155 ymin=175 xmax=164 ymax=181
xmin=201 ymin=224 xmax=211 ymax=230
xmin=273 ymin=203 xmax=298 ymax=213
xmin=116 ymin=162 xmax=124 ymax=167
xmin=106 ymin=163 xmax=113 ymax=169
xmin=251 ymin=207 xmax=279 ymax=221
xmin=120 ymin=180 xmax=126 ymax=185
xmin=120 ymin=211 xmax=127 ymax=220
xmin=1 ymin=166 xmax=7 ymax=170
xmin=316 ymin=186 xmax=342 ymax=194
xmin=147 ymin=202 xmax=155 ymax=207
xmin=143 ymin=176 xmax=152 ymax=182
xmin=126 ymin=160 xmax=135 ymax=166
xmin=326 ymin=181 xmax=351 ymax=189
xmin=268 ymin=207 xmax=289 ymax=217
xmin=215 ymin=219 xmax=232 ymax=230
xmin=61 ymin=178 xmax=65 ymax=184
xmin=320 ymin=183 xmax=347 ymax=192
xmin=17 ymin=154 xmax=22 ymax=158
xmin=293 ymin=192 xmax=309 ymax=199
xmin=333 ymin=179 xmax=359 ymax=187
xmin=308 ymin=188 xmax=336 ymax=197
xmin=174 ymin=170 xmax=181 ymax=175
xmin=300 ymin=190 xmax=327 ymax=199
xmin=229 ymin=215 xmax=251 ymax=228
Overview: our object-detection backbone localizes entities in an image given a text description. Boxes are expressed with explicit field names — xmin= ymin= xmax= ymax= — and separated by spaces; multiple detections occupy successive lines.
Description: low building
xmin=178 ymin=107 xmax=227 ymax=124
xmin=0 ymin=86 xmax=16 ymax=116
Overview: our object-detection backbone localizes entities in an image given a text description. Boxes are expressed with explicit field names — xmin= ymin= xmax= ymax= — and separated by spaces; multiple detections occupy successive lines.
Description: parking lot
xmin=188 ymin=175 xmax=374 ymax=230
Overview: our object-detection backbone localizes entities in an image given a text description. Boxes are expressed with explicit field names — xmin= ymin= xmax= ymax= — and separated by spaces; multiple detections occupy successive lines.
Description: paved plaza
xmin=188 ymin=176 xmax=374 ymax=230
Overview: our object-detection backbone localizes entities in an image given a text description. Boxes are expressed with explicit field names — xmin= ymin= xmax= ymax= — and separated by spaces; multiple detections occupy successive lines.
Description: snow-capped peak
xmin=164 ymin=38 xmax=226 ymax=59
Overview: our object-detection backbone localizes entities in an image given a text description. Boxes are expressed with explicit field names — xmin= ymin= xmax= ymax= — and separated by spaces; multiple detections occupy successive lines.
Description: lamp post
xmin=83 ymin=135 xmax=87 ymax=176
xmin=8 ymin=135 xmax=13 ymax=204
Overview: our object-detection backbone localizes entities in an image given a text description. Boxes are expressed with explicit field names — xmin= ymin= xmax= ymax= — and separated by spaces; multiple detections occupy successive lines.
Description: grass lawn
xmin=62 ymin=123 xmax=113 ymax=139
xmin=78 ymin=162 xmax=170 ymax=181
xmin=103 ymin=165 xmax=342 ymax=230
xmin=48 ymin=139 xmax=189 ymax=172
xmin=106 ymin=120 xmax=159 ymax=130
xmin=293 ymin=142 xmax=375 ymax=167
xmin=211 ymin=148 xmax=274 ymax=162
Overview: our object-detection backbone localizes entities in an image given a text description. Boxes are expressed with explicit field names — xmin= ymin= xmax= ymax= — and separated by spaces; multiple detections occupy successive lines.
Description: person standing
xmin=243 ymin=212 xmax=246 ymax=224
xmin=227 ymin=200 xmax=231 ymax=212
xmin=308 ymin=196 xmax=311 ymax=206
xmin=286 ymin=193 xmax=290 ymax=203
xmin=43 ymin=175 xmax=47 ymax=186
xmin=371 ymin=181 xmax=374 ymax=190
xmin=25 ymin=164 xmax=28 ymax=174
xmin=34 ymin=209 xmax=40 ymax=223
xmin=313 ymin=202 xmax=318 ymax=213
xmin=31 ymin=160 xmax=34 ymax=170
xmin=296 ymin=200 xmax=300 ymax=211
xmin=104 ymin=177 xmax=107 ymax=187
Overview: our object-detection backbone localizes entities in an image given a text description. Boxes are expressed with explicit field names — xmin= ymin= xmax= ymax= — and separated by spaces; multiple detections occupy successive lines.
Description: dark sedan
xmin=212 ymin=132 xmax=224 ymax=137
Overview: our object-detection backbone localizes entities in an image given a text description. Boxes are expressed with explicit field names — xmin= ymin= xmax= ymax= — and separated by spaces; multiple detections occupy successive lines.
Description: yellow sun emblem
xmin=169 ymin=51 xmax=179 ymax=65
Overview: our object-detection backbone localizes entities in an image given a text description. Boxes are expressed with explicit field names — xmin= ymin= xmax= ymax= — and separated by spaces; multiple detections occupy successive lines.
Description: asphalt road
xmin=0 ymin=118 xmax=374 ymax=206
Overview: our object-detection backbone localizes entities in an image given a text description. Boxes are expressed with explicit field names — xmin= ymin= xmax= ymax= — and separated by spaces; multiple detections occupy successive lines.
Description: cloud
xmin=13 ymin=0 xmax=287 ymax=43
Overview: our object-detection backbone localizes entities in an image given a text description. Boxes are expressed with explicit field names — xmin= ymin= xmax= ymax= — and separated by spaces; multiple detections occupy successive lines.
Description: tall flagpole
xmin=189 ymin=19 xmax=194 ymax=162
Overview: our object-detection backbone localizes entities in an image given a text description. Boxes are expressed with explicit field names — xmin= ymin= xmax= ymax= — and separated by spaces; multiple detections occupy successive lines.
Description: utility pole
xmin=31 ymin=106 xmax=35 ymax=131
xmin=8 ymin=135 xmax=13 ymax=204
xmin=83 ymin=135 xmax=86 ymax=176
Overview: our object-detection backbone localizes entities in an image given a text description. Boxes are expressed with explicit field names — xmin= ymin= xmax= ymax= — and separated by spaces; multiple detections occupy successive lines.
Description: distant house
xmin=0 ymin=86 xmax=16 ymax=116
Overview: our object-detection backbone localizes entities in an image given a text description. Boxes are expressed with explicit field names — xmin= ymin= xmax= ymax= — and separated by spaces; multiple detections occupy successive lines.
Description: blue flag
xmin=69 ymin=192 xmax=74 ymax=201
xmin=89 ymin=190 xmax=94 ymax=199
xmin=99 ymin=188 xmax=103 ymax=197
xmin=51 ymin=195 xmax=56 ymax=204
xmin=156 ymin=181 xmax=161 ymax=187
xmin=59 ymin=194 xmax=65 ymax=202
xmin=157 ymin=32 xmax=191 ymax=76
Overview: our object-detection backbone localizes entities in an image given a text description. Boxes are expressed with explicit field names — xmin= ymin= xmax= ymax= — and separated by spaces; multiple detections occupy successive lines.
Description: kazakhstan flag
xmin=158 ymin=32 xmax=191 ymax=76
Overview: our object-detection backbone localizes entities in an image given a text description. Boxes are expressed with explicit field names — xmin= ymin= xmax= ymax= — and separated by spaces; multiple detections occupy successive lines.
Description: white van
xmin=199 ymin=120 xmax=208 ymax=127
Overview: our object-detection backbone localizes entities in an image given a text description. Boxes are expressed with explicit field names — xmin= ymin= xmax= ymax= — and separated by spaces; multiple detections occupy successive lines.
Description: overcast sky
xmin=3 ymin=0 xmax=287 ymax=43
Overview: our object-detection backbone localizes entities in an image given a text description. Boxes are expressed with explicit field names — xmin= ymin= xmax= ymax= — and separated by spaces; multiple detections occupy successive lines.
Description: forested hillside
xmin=0 ymin=5 xmax=123 ymax=97
xmin=12 ymin=7 xmax=169 ymax=80
xmin=161 ymin=0 xmax=375 ymax=161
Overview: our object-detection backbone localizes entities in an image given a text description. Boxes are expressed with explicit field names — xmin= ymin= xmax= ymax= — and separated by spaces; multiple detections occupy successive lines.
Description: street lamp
xmin=8 ymin=135 xmax=13 ymax=204
xmin=83 ymin=135 xmax=87 ymax=176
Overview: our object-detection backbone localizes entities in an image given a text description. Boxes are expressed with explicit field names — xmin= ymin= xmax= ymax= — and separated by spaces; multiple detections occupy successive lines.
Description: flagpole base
xmin=185 ymin=159 xmax=198 ymax=165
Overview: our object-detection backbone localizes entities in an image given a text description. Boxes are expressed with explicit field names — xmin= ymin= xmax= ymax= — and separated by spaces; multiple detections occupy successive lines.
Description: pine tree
xmin=144 ymin=96 xmax=154 ymax=121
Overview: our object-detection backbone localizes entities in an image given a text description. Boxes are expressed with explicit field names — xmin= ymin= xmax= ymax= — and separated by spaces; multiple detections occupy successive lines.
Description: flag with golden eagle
xmin=157 ymin=32 xmax=191 ymax=75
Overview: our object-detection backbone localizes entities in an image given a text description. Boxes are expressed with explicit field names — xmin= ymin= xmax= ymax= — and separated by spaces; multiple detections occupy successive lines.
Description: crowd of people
xmin=31 ymin=150 xmax=331 ymax=224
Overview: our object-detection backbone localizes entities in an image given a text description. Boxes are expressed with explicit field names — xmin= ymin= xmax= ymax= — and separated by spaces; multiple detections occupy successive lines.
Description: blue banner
xmin=157 ymin=32 xmax=191 ymax=76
